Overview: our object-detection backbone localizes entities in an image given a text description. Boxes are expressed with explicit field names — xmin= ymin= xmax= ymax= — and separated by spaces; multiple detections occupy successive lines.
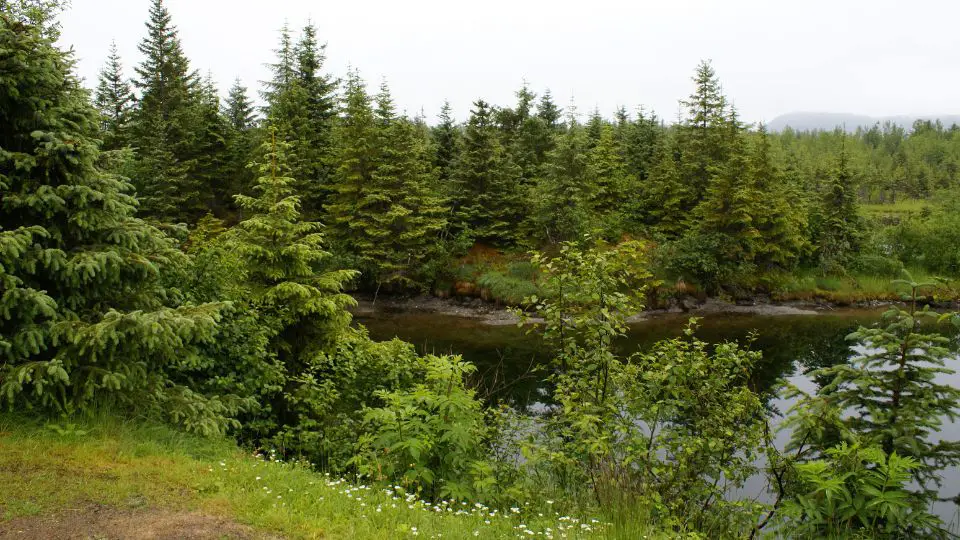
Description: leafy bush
xmin=848 ymin=254 xmax=904 ymax=278
xmin=351 ymin=355 xmax=492 ymax=501
xmin=781 ymin=443 xmax=939 ymax=538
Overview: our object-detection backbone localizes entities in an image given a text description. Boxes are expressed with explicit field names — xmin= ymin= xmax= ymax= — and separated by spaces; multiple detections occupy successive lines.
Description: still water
xmin=356 ymin=307 xmax=960 ymax=520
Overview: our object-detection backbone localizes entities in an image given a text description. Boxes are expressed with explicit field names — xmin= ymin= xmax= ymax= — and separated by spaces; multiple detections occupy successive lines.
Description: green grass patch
xmin=861 ymin=199 xmax=932 ymax=217
xmin=0 ymin=413 xmax=623 ymax=539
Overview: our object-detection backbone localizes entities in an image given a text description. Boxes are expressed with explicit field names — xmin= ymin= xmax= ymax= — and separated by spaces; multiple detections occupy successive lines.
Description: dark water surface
xmin=356 ymin=307 xmax=960 ymax=521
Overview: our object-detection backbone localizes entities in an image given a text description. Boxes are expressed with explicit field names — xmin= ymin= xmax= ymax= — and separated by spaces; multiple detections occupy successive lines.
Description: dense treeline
xmin=83 ymin=1 xmax=960 ymax=297
xmin=4 ymin=1 xmax=960 ymax=538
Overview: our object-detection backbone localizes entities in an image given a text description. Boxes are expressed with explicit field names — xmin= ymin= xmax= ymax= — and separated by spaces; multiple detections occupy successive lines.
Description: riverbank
xmin=349 ymin=294 xmax=869 ymax=326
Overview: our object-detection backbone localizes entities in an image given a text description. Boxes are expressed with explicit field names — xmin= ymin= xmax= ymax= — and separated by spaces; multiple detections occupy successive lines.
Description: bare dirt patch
xmin=0 ymin=506 xmax=277 ymax=540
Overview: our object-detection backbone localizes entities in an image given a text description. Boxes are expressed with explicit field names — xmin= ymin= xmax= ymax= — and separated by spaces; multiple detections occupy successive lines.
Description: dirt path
xmin=0 ymin=506 xmax=275 ymax=540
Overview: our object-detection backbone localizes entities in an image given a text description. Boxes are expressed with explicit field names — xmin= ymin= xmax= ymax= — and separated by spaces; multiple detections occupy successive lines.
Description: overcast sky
xmin=57 ymin=0 xmax=960 ymax=125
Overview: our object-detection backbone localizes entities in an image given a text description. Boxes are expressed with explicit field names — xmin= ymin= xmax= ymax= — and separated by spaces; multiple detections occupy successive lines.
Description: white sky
xmin=58 ymin=0 xmax=960 ymax=125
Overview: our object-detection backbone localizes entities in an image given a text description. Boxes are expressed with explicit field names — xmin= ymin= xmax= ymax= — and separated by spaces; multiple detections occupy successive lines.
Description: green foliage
xmin=93 ymin=41 xmax=134 ymax=151
xmin=0 ymin=8 xmax=227 ymax=432
xmin=449 ymin=100 xmax=524 ymax=246
xmin=516 ymin=240 xmax=767 ymax=535
xmin=325 ymin=76 xmax=449 ymax=291
xmin=780 ymin=442 xmax=940 ymax=538
xmin=778 ymin=274 xmax=960 ymax=536
xmin=262 ymin=22 xmax=338 ymax=215
xmin=130 ymin=0 xmax=223 ymax=222
xmin=352 ymin=355 xmax=492 ymax=502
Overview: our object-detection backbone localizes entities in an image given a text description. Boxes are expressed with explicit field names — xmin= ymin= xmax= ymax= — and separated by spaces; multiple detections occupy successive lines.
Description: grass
xmin=0 ymin=412 xmax=630 ymax=539
xmin=766 ymin=267 xmax=959 ymax=304
xmin=861 ymin=198 xmax=933 ymax=217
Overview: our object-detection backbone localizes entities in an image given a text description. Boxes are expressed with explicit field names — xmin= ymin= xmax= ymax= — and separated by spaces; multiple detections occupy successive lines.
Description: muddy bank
xmin=350 ymin=294 xmax=858 ymax=326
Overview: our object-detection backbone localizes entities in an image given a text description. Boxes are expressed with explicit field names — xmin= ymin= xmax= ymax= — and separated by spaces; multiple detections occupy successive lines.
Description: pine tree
xmin=0 ymin=6 xmax=226 ymax=431
xmin=262 ymin=22 xmax=338 ymax=216
xmin=531 ymin=119 xmax=590 ymax=244
xmin=450 ymin=100 xmax=523 ymax=245
xmin=231 ymin=130 xmax=358 ymax=447
xmin=130 ymin=0 xmax=206 ymax=221
xmin=432 ymin=100 xmax=460 ymax=185
xmin=324 ymin=70 xmax=380 ymax=268
xmin=748 ymin=125 xmax=809 ymax=269
xmin=221 ymin=78 xmax=258 ymax=212
xmin=93 ymin=40 xmax=134 ymax=150
xmin=817 ymin=138 xmax=862 ymax=273
xmin=678 ymin=60 xmax=730 ymax=205
xmin=695 ymin=110 xmax=759 ymax=264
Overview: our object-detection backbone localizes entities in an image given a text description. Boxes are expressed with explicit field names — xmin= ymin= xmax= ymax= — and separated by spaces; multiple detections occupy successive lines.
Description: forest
xmin=3 ymin=0 xmax=960 ymax=538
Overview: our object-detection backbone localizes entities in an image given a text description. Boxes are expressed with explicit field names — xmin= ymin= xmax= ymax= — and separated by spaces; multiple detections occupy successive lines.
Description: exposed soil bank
xmin=350 ymin=294 xmax=872 ymax=326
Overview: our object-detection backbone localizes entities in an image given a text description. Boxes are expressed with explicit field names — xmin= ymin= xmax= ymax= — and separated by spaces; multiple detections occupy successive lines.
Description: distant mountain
xmin=767 ymin=112 xmax=960 ymax=132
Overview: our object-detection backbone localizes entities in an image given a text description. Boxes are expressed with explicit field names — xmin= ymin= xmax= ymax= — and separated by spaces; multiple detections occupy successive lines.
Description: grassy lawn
xmin=0 ymin=413 xmax=623 ymax=539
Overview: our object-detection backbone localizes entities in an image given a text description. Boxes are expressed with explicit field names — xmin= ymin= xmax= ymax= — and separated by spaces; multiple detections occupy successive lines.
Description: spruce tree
xmin=586 ymin=123 xmax=630 ymax=221
xmin=0 ymin=5 xmax=226 ymax=431
xmin=221 ymin=78 xmax=258 ymax=212
xmin=368 ymin=85 xmax=448 ymax=290
xmin=131 ymin=0 xmax=206 ymax=221
xmin=678 ymin=60 xmax=730 ymax=205
xmin=531 ymin=119 xmax=590 ymax=244
xmin=787 ymin=276 xmax=960 ymax=516
xmin=450 ymin=100 xmax=523 ymax=245
xmin=639 ymin=133 xmax=688 ymax=237
xmin=262 ymin=22 xmax=338 ymax=216
xmin=537 ymin=89 xmax=562 ymax=129
xmin=324 ymin=70 xmax=380 ymax=269
xmin=93 ymin=40 xmax=134 ymax=150
xmin=695 ymin=110 xmax=759 ymax=265
xmin=817 ymin=138 xmax=862 ymax=273
xmin=432 ymin=100 xmax=460 ymax=185
xmin=231 ymin=130 xmax=358 ymax=448
xmin=190 ymin=74 xmax=230 ymax=215
xmin=748 ymin=125 xmax=809 ymax=269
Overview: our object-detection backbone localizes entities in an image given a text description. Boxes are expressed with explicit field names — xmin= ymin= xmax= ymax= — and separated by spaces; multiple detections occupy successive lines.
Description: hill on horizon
xmin=767 ymin=112 xmax=960 ymax=132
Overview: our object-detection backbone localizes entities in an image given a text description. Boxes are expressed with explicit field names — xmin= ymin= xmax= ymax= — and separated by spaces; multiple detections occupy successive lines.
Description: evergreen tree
xmin=617 ymin=107 xmax=662 ymax=182
xmin=450 ymin=100 xmax=523 ymax=245
xmin=639 ymin=132 xmax=688 ymax=237
xmin=191 ymin=73 xmax=230 ymax=215
xmin=93 ymin=40 xmax=134 ymax=150
xmin=695 ymin=110 xmax=759 ymax=264
xmin=130 ymin=0 xmax=206 ymax=221
xmin=324 ymin=70 xmax=380 ymax=268
xmin=292 ymin=22 xmax=337 ymax=212
xmin=0 ymin=6 xmax=227 ymax=431
xmin=221 ymin=78 xmax=258 ymax=212
xmin=677 ymin=60 xmax=730 ymax=205
xmin=231 ymin=131 xmax=359 ymax=449
xmin=531 ymin=119 xmax=590 ymax=244
xmin=367 ymin=84 xmax=448 ymax=290
xmin=817 ymin=138 xmax=862 ymax=273
xmin=585 ymin=123 xmax=631 ymax=238
xmin=536 ymin=89 xmax=562 ymax=129
xmin=787 ymin=277 xmax=960 ymax=516
xmin=262 ymin=22 xmax=338 ymax=216
xmin=748 ymin=125 xmax=809 ymax=269
xmin=432 ymin=100 xmax=460 ymax=185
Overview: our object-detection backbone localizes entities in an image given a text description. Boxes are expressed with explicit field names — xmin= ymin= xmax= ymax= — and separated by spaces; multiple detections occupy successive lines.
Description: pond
xmin=355 ymin=307 xmax=960 ymax=522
